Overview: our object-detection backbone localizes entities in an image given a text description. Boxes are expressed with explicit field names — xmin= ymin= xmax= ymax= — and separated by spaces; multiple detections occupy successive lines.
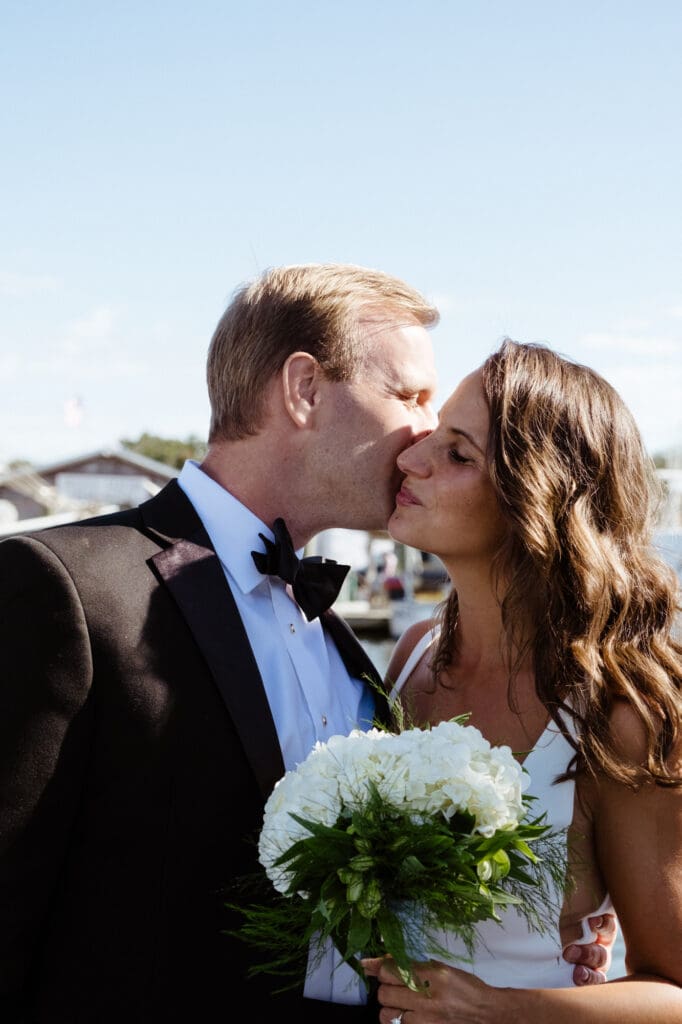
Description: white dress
xmin=388 ymin=628 xmax=614 ymax=988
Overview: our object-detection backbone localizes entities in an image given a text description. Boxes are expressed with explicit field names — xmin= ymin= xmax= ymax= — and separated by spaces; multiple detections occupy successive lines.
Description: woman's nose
xmin=397 ymin=435 xmax=430 ymax=475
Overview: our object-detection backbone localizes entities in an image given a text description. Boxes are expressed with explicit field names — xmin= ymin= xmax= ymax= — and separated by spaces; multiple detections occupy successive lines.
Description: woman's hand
xmin=361 ymin=954 xmax=505 ymax=1024
xmin=359 ymin=914 xmax=617 ymax=1024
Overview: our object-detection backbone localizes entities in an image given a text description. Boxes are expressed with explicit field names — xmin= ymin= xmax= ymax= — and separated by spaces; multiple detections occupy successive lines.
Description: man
xmin=0 ymin=264 xmax=612 ymax=1023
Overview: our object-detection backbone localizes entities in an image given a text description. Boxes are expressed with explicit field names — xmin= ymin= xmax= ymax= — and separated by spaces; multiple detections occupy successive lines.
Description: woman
xmin=362 ymin=339 xmax=682 ymax=1021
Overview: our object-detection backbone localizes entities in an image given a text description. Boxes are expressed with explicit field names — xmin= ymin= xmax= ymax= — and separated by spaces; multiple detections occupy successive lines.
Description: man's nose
xmin=420 ymin=400 xmax=438 ymax=431
xmin=409 ymin=426 xmax=433 ymax=449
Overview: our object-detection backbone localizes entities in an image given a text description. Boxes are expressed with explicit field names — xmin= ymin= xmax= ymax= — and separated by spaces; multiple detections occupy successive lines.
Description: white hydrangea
xmin=259 ymin=720 xmax=528 ymax=893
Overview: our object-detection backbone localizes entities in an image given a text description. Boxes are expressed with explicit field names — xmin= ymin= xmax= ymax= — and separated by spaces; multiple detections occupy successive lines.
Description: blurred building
xmin=0 ymin=448 xmax=176 ymax=537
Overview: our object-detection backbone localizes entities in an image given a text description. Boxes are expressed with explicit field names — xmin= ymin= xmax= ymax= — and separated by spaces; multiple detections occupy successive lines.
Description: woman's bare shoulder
xmin=384 ymin=617 xmax=438 ymax=690
xmin=609 ymin=696 xmax=682 ymax=766
xmin=608 ymin=698 xmax=649 ymax=763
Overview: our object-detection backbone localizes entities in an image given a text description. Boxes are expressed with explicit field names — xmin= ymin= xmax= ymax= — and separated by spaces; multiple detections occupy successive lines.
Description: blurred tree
xmin=121 ymin=432 xmax=207 ymax=470
xmin=653 ymin=447 xmax=682 ymax=469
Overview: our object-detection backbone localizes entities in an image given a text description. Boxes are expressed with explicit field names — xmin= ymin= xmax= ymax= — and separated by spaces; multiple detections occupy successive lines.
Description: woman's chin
xmin=387 ymin=511 xmax=415 ymax=544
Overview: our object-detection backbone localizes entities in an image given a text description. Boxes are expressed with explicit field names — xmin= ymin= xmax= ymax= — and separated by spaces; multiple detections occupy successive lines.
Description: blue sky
xmin=2 ymin=0 xmax=681 ymax=467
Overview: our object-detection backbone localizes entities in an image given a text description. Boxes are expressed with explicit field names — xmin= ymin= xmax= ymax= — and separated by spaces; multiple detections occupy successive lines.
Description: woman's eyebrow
xmin=447 ymin=426 xmax=485 ymax=454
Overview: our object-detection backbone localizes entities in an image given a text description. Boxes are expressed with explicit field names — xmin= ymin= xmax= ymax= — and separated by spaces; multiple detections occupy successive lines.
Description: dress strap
xmin=387 ymin=626 xmax=441 ymax=707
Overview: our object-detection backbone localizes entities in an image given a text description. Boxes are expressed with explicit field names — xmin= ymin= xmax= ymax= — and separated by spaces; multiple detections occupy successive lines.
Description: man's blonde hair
xmin=206 ymin=263 xmax=439 ymax=441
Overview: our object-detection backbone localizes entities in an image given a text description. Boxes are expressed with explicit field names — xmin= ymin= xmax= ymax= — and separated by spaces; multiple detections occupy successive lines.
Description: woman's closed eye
xmin=449 ymin=448 xmax=472 ymax=464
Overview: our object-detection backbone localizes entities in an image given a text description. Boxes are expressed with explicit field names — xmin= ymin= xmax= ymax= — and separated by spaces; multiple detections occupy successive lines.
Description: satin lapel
xmin=320 ymin=610 xmax=390 ymax=727
xmin=143 ymin=483 xmax=284 ymax=800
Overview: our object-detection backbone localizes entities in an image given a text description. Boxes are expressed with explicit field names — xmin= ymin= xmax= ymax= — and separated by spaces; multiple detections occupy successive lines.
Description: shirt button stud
xmin=289 ymin=623 xmax=296 ymax=634
xmin=322 ymin=715 xmax=328 ymax=726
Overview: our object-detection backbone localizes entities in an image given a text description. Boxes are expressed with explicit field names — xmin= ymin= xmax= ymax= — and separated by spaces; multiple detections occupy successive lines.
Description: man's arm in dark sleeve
xmin=0 ymin=536 xmax=93 ymax=1020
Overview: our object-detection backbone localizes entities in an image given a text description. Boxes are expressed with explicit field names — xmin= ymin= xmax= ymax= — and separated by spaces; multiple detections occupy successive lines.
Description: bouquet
xmin=228 ymin=717 xmax=567 ymax=991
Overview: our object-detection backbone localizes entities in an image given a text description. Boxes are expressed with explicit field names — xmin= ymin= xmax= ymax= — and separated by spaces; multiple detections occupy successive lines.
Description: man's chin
xmin=349 ymin=494 xmax=396 ymax=533
xmin=361 ymin=509 xmax=392 ymax=534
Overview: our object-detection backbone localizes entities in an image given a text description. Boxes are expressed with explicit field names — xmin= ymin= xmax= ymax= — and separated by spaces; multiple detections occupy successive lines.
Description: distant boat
xmin=334 ymin=592 xmax=445 ymax=639
xmin=333 ymin=599 xmax=391 ymax=634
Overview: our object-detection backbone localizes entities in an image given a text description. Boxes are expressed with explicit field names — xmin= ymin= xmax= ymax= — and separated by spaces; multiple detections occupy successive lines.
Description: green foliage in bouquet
xmin=226 ymin=718 xmax=569 ymax=993
xmin=230 ymin=790 xmax=565 ymax=992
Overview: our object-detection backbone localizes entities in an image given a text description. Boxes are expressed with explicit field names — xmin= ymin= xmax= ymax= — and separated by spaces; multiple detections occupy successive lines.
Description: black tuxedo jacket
xmin=0 ymin=481 xmax=385 ymax=1023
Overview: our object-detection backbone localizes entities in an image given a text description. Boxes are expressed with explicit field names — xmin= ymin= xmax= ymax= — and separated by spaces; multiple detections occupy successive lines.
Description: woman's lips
xmin=395 ymin=484 xmax=421 ymax=507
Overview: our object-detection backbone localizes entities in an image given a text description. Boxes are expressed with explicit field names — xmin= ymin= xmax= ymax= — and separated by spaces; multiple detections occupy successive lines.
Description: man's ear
xmin=281 ymin=351 xmax=323 ymax=427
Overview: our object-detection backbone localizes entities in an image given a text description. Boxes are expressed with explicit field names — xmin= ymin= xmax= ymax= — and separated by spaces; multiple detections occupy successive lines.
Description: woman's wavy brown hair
xmin=432 ymin=338 xmax=682 ymax=787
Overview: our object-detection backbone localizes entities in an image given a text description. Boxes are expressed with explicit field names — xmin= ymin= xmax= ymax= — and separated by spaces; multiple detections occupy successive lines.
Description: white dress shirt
xmin=177 ymin=460 xmax=370 ymax=1003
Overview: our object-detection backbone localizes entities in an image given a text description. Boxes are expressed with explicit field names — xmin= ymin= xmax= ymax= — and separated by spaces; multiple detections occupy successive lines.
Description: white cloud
xmin=666 ymin=306 xmax=682 ymax=320
xmin=0 ymin=272 xmax=60 ymax=297
xmin=61 ymin=306 xmax=116 ymax=355
xmin=0 ymin=354 xmax=21 ymax=387
xmin=611 ymin=317 xmax=651 ymax=333
xmin=605 ymin=360 xmax=682 ymax=456
xmin=427 ymin=292 xmax=466 ymax=316
xmin=2 ymin=304 xmax=149 ymax=381
xmin=581 ymin=332 xmax=681 ymax=357
xmin=28 ymin=350 xmax=148 ymax=380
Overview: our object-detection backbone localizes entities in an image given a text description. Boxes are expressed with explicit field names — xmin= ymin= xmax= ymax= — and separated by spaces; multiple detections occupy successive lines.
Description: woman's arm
xmin=361 ymin=956 xmax=682 ymax=1024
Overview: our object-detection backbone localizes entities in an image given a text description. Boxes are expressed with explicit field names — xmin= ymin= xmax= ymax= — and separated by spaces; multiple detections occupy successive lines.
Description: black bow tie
xmin=251 ymin=517 xmax=350 ymax=621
